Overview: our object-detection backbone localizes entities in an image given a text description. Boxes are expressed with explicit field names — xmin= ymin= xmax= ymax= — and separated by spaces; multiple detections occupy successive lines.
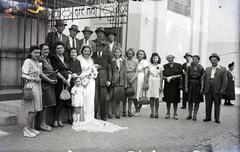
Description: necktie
xmin=59 ymin=34 xmax=62 ymax=41
xmin=72 ymin=37 xmax=75 ymax=48
xmin=98 ymin=52 xmax=101 ymax=58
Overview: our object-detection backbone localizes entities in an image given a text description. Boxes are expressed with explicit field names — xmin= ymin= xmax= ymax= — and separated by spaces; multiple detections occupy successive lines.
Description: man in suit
xmin=92 ymin=41 xmax=112 ymax=121
xmin=203 ymin=53 xmax=227 ymax=123
xmin=92 ymin=27 xmax=106 ymax=43
xmin=79 ymin=26 xmax=96 ymax=54
xmin=181 ymin=52 xmax=192 ymax=109
xmin=65 ymin=24 xmax=81 ymax=55
xmin=106 ymin=29 xmax=121 ymax=54
xmin=45 ymin=20 xmax=68 ymax=54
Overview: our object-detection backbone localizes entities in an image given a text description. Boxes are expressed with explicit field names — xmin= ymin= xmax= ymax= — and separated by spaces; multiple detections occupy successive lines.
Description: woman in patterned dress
xmin=39 ymin=43 xmax=57 ymax=131
xmin=223 ymin=62 xmax=235 ymax=106
xmin=185 ymin=55 xmax=204 ymax=121
xmin=22 ymin=45 xmax=56 ymax=138
xmin=147 ymin=53 xmax=163 ymax=118
xmin=133 ymin=50 xmax=149 ymax=116
xmin=123 ymin=48 xmax=138 ymax=117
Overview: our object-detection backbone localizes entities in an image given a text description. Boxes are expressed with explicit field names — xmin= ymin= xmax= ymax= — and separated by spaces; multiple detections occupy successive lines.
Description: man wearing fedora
xmin=79 ymin=26 xmax=96 ymax=54
xmin=92 ymin=40 xmax=112 ymax=121
xmin=203 ymin=53 xmax=227 ymax=123
xmin=45 ymin=19 xmax=68 ymax=53
xmin=181 ymin=52 xmax=192 ymax=109
xmin=65 ymin=24 xmax=81 ymax=55
xmin=93 ymin=27 xmax=106 ymax=44
xmin=106 ymin=29 xmax=121 ymax=54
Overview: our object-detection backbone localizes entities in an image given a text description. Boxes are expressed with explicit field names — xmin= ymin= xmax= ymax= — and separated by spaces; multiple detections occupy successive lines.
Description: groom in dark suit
xmin=203 ymin=53 xmax=227 ymax=123
xmin=92 ymin=41 xmax=112 ymax=121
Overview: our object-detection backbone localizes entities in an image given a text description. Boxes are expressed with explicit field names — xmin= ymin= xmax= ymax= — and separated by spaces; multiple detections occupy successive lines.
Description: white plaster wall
xmin=207 ymin=0 xmax=240 ymax=86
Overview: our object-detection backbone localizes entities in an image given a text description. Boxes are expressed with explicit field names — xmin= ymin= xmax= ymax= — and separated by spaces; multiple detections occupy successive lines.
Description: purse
xmin=60 ymin=85 xmax=71 ymax=100
xmin=138 ymin=91 xmax=150 ymax=105
xmin=125 ymin=85 xmax=135 ymax=97
xmin=23 ymin=87 xmax=34 ymax=101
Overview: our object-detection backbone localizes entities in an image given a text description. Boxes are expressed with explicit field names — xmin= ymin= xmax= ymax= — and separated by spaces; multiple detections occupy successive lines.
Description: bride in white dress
xmin=73 ymin=45 xmax=128 ymax=132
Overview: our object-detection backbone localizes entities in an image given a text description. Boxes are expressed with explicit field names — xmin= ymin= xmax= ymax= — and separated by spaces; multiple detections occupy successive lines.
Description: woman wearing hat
xmin=223 ymin=62 xmax=235 ymax=106
xmin=185 ymin=55 xmax=204 ymax=121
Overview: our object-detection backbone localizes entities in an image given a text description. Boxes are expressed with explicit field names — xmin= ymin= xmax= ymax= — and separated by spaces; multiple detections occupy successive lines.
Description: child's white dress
xmin=71 ymin=85 xmax=84 ymax=107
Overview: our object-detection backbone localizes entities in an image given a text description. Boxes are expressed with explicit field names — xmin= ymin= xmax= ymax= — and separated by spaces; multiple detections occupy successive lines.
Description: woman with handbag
xmin=124 ymin=48 xmax=138 ymax=117
xmin=108 ymin=47 xmax=127 ymax=119
xmin=147 ymin=53 xmax=163 ymax=118
xmin=22 ymin=45 xmax=56 ymax=138
xmin=185 ymin=55 xmax=204 ymax=121
xmin=39 ymin=43 xmax=57 ymax=131
xmin=50 ymin=41 xmax=70 ymax=128
xmin=133 ymin=50 xmax=149 ymax=117
xmin=163 ymin=54 xmax=183 ymax=120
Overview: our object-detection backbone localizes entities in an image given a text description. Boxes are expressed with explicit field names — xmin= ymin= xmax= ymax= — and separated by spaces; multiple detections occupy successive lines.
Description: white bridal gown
xmin=72 ymin=55 xmax=128 ymax=132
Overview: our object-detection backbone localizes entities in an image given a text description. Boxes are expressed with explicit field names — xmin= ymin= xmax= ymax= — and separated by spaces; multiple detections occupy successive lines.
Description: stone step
xmin=0 ymin=100 xmax=27 ymax=125
xmin=0 ymin=110 xmax=17 ymax=126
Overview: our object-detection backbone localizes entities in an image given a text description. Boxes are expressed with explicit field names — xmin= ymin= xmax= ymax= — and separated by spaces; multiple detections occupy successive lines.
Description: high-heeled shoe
xmin=58 ymin=120 xmax=64 ymax=127
xmin=186 ymin=115 xmax=192 ymax=120
xmin=128 ymin=111 xmax=132 ymax=117
xmin=150 ymin=114 xmax=154 ymax=118
xmin=23 ymin=127 xmax=36 ymax=138
xmin=40 ymin=125 xmax=52 ymax=131
xmin=53 ymin=121 xmax=58 ymax=128
xmin=173 ymin=114 xmax=178 ymax=120
xmin=192 ymin=116 xmax=197 ymax=121
xmin=30 ymin=128 xmax=40 ymax=135
xmin=108 ymin=114 xmax=112 ymax=119
xmin=122 ymin=112 xmax=127 ymax=117
xmin=116 ymin=114 xmax=120 ymax=119
xmin=155 ymin=113 xmax=159 ymax=118
xmin=165 ymin=114 xmax=170 ymax=119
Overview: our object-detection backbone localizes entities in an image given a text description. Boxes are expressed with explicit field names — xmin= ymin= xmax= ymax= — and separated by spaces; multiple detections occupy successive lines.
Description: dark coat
xmin=223 ymin=70 xmax=235 ymax=100
xmin=45 ymin=31 xmax=68 ymax=53
xmin=65 ymin=36 xmax=81 ymax=55
xmin=92 ymin=51 xmax=112 ymax=87
xmin=203 ymin=66 xmax=227 ymax=94
xmin=111 ymin=58 xmax=126 ymax=87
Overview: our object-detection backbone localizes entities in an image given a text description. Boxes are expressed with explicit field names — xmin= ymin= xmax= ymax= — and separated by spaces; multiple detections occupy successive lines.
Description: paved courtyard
xmin=0 ymin=98 xmax=239 ymax=152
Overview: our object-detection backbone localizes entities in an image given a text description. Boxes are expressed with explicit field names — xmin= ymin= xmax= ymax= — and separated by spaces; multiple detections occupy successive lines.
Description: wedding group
xmin=21 ymin=19 xmax=235 ymax=138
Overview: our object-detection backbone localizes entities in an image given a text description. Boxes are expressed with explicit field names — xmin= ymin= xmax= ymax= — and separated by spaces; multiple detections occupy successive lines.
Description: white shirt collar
xmin=211 ymin=65 xmax=220 ymax=69
xmin=112 ymin=57 xmax=123 ymax=62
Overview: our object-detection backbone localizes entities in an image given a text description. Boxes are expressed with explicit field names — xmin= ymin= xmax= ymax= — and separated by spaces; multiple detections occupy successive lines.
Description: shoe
xmin=173 ymin=114 xmax=178 ymax=120
xmin=58 ymin=121 xmax=64 ymax=127
xmin=68 ymin=119 xmax=73 ymax=125
xmin=224 ymin=102 xmax=228 ymax=106
xmin=150 ymin=114 xmax=154 ymax=118
xmin=186 ymin=115 xmax=192 ymax=120
xmin=228 ymin=102 xmax=234 ymax=106
xmin=108 ymin=114 xmax=112 ymax=119
xmin=133 ymin=112 xmax=140 ymax=117
xmin=128 ymin=112 xmax=132 ymax=117
xmin=30 ymin=128 xmax=40 ymax=135
xmin=116 ymin=114 xmax=120 ymax=119
xmin=192 ymin=116 xmax=197 ymax=121
xmin=203 ymin=118 xmax=211 ymax=121
xmin=101 ymin=117 xmax=107 ymax=121
xmin=155 ymin=113 xmax=159 ymax=119
xmin=94 ymin=114 xmax=97 ymax=119
xmin=53 ymin=121 xmax=58 ymax=128
xmin=181 ymin=107 xmax=186 ymax=109
xmin=23 ymin=127 xmax=36 ymax=138
xmin=215 ymin=120 xmax=220 ymax=123
xmin=122 ymin=112 xmax=127 ymax=117
xmin=165 ymin=114 xmax=170 ymax=119
xmin=40 ymin=125 xmax=52 ymax=131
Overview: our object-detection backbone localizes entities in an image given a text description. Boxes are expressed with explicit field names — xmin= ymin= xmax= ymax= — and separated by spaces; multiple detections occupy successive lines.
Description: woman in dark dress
xmin=50 ymin=41 xmax=70 ymax=128
xmin=223 ymin=62 xmax=235 ymax=106
xmin=39 ymin=43 xmax=57 ymax=131
xmin=163 ymin=54 xmax=182 ymax=120
xmin=185 ymin=55 xmax=204 ymax=121
xmin=66 ymin=48 xmax=82 ymax=124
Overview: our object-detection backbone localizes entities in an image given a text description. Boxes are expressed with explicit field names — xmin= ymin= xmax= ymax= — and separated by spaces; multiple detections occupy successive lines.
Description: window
xmin=167 ymin=0 xmax=191 ymax=17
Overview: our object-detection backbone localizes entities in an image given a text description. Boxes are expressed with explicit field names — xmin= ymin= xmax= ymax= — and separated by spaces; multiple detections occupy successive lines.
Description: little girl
xmin=71 ymin=76 xmax=84 ymax=124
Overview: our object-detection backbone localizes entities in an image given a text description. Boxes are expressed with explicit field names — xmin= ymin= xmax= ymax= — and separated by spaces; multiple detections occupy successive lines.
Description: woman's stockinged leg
xmin=193 ymin=103 xmax=199 ymax=117
xmin=173 ymin=103 xmax=178 ymax=115
xmin=150 ymin=98 xmax=154 ymax=115
xmin=128 ymin=98 xmax=133 ymax=113
xmin=133 ymin=99 xmax=138 ymax=112
xmin=40 ymin=108 xmax=47 ymax=126
xmin=155 ymin=98 xmax=159 ymax=114
xmin=166 ymin=102 xmax=171 ymax=115
xmin=188 ymin=102 xmax=193 ymax=117
xmin=26 ymin=112 xmax=37 ymax=128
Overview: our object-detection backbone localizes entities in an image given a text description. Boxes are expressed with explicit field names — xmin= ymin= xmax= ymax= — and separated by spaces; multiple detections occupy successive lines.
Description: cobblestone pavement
xmin=0 ymin=99 xmax=239 ymax=152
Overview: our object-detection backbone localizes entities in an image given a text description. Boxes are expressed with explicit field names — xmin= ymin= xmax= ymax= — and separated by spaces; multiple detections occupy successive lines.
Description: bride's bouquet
xmin=79 ymin=64 xmax=100 ymax=87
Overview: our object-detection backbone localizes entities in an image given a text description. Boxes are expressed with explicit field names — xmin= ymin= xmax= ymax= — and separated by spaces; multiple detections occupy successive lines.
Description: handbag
xmin=138 ymin=91 xmax=150 ymax=105
xmin=125 ymin=84 xmax=135 ymax=97
xmin=60 ymin=85 xmax=71 ymax=100
xmin=23 ymin=87 xmax=34 ymax=101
